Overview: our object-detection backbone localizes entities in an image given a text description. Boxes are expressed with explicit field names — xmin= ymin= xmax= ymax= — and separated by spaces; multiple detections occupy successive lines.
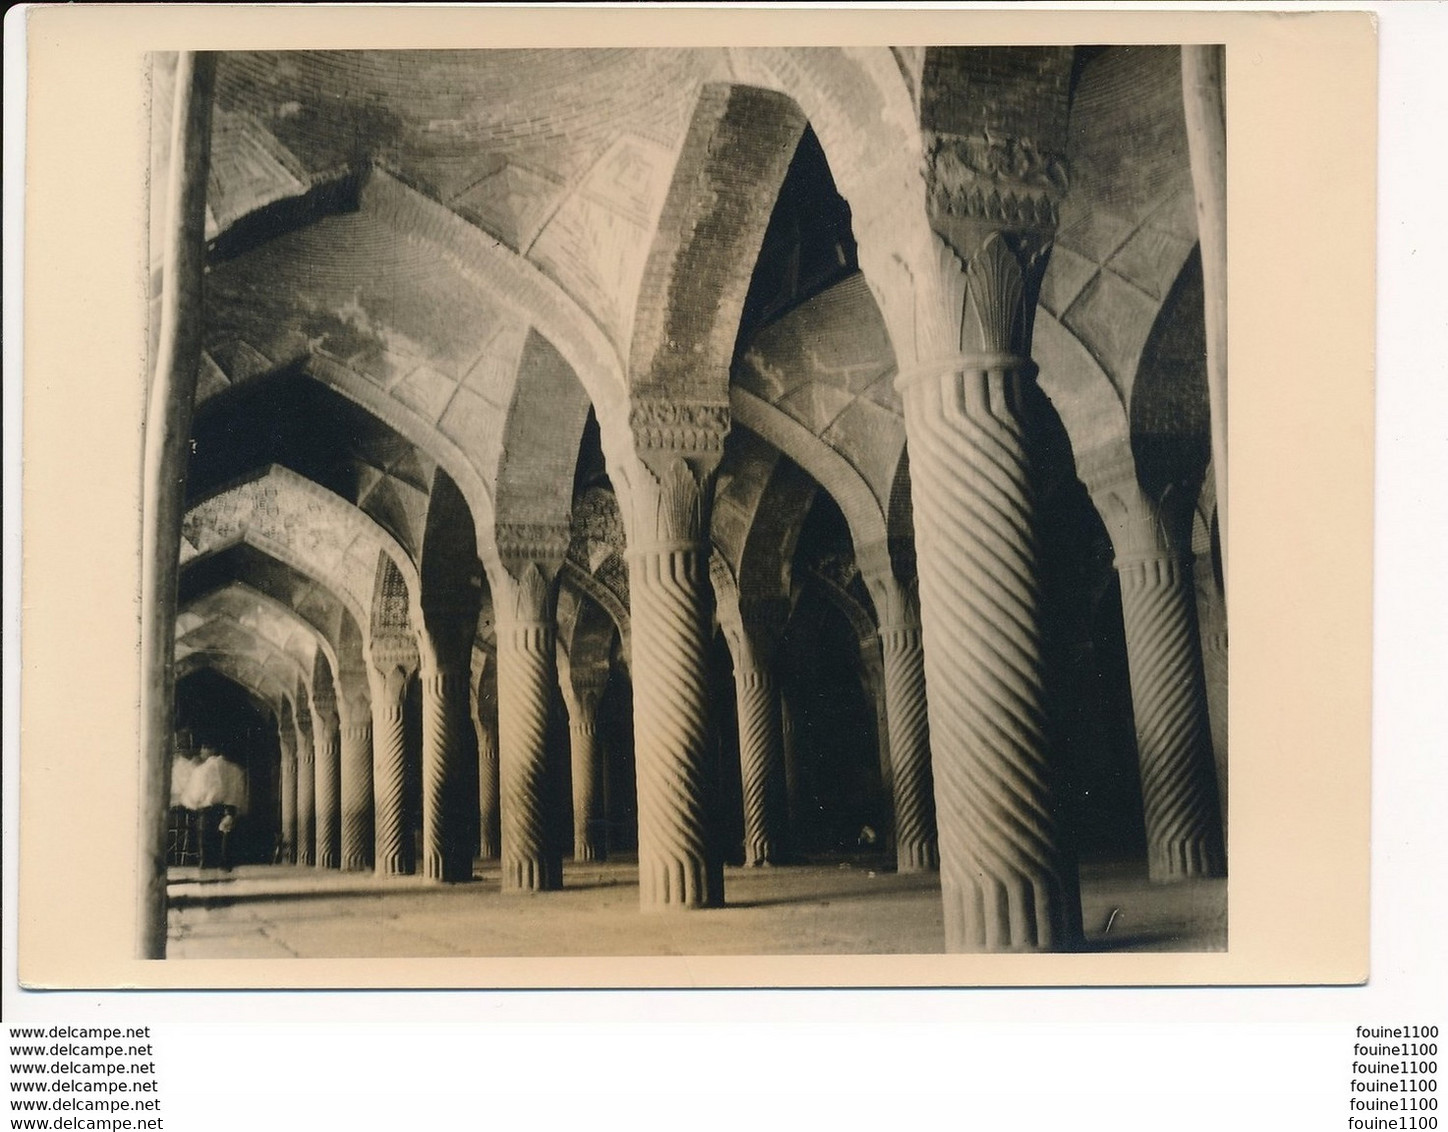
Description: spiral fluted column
xmin=312 ymin=711 xmax=341 ymax=869
xmin=1118 ymin=554 xmax=1226 ymax=879
xmin=880 ymin=624 xmax=938 ymax=872
xmin=278 ymin=746 xmax=298 ymax=864
xmin=630 ymin=537 xmax=722 ymax=908
xmin=293 ymin=712 xmax=316 ymax=867
xmin=497 ymin=566 xmax=562 ymax=893
xmin=1082 ymin=450 xmax=1226 ymax=882
xmin=861 ymin=563 xmax=938 ymax=874
xmin=369 ymin=668 xmax=412 ymax=876
xmin=902 ymin=353 xmax=1080 ymax=950
xmin=339 ymin=701 xmax=374 ymax=872
xmin=475 ymin=709 xmax=500 ymax=860
xmin=734 ymin=667 xmax=787 ymax=867
xmin=420 ymin=651 xmax=472 ymax=883
xmin=568 ymin=713 xmax=606 ymax=862
xmin=712 ymin=562 xmax=789 ymax=869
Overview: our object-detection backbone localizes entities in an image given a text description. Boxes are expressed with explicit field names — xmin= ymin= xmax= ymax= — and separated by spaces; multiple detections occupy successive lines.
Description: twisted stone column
xmin=312 ymin=708 xmax=341 ymax=869
xmin=897 ymin=237 xmax=1081 ymax=951
xmin=712 ymin=562 xmax=788 ymax=868
xmin=278 ymin=744 xmax=298 ymax=865
xmin=419 ymin=643 xmax=473 ymax=883
xmin=1119 ymin=556 xmax=1226 ymax=879
xmin=861 ymin=562 xmax=937 ymax=873
xmin=733 ymin=667 xmax=787 ymax=866
xmin=472 ymin=676 xmax=501 ymax=860
xmin=293 ymin=706 xmax=316 ymax=867
xmin=496 ymin=565 xmax=562 ymax=892
xmin=568 ymin=716 xmax=606 ymax=862
xmin=625 ymin=457 xmax=724 ymax=909
xmin=369 ymin=666 xmax=413 ymax=876
xmin=1083 ymin=449 xmax=1225 ymax=881
xmin=338 ymin=696 xmax=374 ymax=872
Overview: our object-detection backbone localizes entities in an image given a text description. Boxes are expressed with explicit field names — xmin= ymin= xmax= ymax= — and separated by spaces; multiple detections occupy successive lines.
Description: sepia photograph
xmin=144 ymin=44 xmax=1228 ymax=963
xmin=14 ymin=6 xmax=1375 ymax=990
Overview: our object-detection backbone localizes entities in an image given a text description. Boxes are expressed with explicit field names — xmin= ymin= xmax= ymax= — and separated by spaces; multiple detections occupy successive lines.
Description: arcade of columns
xmin=141 ymin=46 xmax=1228 ymax=957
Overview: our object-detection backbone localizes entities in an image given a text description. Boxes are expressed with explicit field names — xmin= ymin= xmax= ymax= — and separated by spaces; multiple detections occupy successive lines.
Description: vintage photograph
xmin=139 ymin=44 xmax=1231 ymax=963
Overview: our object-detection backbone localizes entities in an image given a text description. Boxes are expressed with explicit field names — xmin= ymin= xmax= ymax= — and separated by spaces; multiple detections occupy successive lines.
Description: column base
xmin=896 ymin=837 xmax=939 ymax=874
xmin=376 ymin=853 xmax=414 ymax=878
xmin=742 ymin=837 xmax=785 ymax=867
xmin=639 ymin=856 xmax=723 ymax=911
xmin=1148 ymin=836 xmax=1226 ymax=882
xmin=943 ymin=870 xmax=1082 ymax=953
xmin=317 ymin=849 xmax=340 ymax=870
xmin=503 ymin=855 xmax=561 ymax=893
xmin=573 ymin=839 xmax=606 ymax=863
xmin=423 ymin=851 xmax=473 ymax=883
xmin=341 ymin=851 xmax=371 ymax=873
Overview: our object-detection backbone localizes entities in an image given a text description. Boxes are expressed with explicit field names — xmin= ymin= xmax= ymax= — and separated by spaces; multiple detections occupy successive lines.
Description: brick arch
xmin=799 ymin=563 xmax=880 ymax=653
xmin=627 ymin=82 xmax=807 ymax=407
xmin=1032 ymin=309 xmax=1132 ymax=463
xmin=732 ymin=270 xmax=905 ymax=531
xmin=492 ymin=329 xmax=595 ymax=549
xmin=1129 ymin=247 xmax=1211 ymax=506
xmin=183 ymin=464 xmax=422 ymax=634
xmin=560 ymin=562 xmax=630 ymax=656
xmin=725 ymin=48 xmax=943 ymax=370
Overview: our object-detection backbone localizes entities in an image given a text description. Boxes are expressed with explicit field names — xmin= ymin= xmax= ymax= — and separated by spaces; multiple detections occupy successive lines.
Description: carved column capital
xmin=1078 ymin=443 xmax=1193 ymax=569
xmin=620 ymin=454 xmax=713 ymax=556
xmin=496 ymin=522 xmax=571 ymax=583
xmin=858 ymin=557 xmax=921 ymax=636
xmin=628 ymin=399 xmax=730 ymax=478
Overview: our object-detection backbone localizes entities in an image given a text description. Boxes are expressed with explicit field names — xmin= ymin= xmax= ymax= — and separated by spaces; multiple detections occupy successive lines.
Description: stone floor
xmin=166 ymin=854 xmax=1226 ymax=959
